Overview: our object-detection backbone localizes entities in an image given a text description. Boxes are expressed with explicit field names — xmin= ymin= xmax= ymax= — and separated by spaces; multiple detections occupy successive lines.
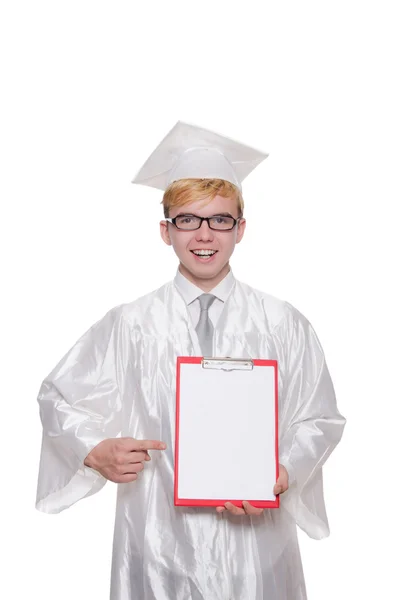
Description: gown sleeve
xmin=35 ymin=307 xmax=124 ymax=514
xmin=276 ymin=303 xmax=346 ymax=540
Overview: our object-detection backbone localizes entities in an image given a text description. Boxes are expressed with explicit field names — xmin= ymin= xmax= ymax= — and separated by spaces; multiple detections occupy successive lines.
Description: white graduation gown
xmin=36 ymin=279 xmax=346 ymax=600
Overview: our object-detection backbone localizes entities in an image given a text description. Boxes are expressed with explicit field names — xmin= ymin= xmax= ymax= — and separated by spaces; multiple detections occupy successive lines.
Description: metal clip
xmin=201 ymin=357 xmax=254 ymax=371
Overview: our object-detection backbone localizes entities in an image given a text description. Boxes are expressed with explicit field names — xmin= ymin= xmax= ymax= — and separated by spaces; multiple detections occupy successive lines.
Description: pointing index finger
xmin=136 ymin=440 xmax=167 ymax=451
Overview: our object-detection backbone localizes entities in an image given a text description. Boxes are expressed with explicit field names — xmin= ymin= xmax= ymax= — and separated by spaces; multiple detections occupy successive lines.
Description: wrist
xmin=84 ymin=452 xmax=95 ymax=469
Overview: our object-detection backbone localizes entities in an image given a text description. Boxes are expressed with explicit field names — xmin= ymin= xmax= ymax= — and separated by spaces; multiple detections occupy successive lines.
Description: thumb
xmin=274 ymin=483 xmax=281 ymax=495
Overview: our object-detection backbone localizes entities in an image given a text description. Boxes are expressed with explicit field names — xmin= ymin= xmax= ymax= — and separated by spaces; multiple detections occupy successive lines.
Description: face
xmin=160 ymin=194 xmax=246 ymax=291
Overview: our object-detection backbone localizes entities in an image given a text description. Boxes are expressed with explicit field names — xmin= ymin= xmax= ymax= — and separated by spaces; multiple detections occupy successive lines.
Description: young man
xmin=36 ymin=122 xmax=345 ymax=599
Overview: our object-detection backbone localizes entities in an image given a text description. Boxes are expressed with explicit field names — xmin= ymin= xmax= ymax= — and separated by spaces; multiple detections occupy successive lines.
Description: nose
xmin=195 ymin=219 xmax=214 ymax=242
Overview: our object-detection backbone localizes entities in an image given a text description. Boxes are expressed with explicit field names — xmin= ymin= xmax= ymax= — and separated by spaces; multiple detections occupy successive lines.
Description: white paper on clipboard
xmin=175 ymin=357 xmax=279 ymax=508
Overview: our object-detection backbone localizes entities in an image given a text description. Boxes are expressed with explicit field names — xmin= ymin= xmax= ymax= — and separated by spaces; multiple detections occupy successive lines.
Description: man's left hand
xmin=215 ymin=464 xmax=289 ymax=516
xmin=273 ymin=463 xmax=289 ymax=496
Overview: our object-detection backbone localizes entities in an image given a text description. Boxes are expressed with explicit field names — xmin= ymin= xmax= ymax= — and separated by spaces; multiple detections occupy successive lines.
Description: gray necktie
xmin=195 ymin=294 xmax=216 ymax=356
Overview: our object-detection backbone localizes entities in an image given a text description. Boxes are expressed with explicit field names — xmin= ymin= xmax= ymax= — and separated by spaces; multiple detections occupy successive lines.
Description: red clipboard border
xmin=174 ymin=357 xmax=279 ymax=509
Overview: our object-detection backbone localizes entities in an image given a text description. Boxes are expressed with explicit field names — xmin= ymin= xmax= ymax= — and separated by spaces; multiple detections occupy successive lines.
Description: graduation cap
xmin=132 ymin=121 xmax=268 ymax=191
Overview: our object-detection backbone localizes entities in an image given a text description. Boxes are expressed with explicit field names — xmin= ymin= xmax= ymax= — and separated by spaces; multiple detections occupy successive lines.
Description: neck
xmin=179 ymin=263 xmax=230 ymax=292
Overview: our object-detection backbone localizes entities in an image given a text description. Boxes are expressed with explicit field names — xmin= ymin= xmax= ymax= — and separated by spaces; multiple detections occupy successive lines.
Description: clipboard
xmin=174 ymin=356 xmax=279 ymax=509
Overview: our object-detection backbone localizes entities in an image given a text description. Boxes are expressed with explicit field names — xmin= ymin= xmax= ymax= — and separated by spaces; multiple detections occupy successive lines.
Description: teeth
xmin=192 ymin=250 xmax=216 ymax=256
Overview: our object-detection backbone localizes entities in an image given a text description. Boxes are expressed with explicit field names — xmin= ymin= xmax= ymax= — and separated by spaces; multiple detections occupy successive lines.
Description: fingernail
xmin=160 ymin=443 xmax=166 ymax=449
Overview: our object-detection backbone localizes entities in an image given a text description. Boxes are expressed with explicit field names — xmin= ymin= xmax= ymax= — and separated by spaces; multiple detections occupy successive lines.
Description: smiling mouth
xmin=190 ymin=250 xmax=218 ymax=258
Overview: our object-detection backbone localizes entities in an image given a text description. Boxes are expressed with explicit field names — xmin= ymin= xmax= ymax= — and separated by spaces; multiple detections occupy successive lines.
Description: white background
xmin=1 ymin=1 xmax=396 ymax=598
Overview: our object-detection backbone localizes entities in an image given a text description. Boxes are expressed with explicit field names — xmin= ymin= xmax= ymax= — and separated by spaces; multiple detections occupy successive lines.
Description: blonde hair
xmin=162 ymin=178 xmax=244 ymax=218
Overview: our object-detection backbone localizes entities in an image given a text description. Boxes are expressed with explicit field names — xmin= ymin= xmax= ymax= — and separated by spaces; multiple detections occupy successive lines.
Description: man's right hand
xmin=84 ymin=438 xmax=167 ymax=483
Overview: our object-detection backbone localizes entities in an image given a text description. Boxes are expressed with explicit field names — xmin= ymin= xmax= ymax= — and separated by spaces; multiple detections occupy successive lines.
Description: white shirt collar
xmin=174 ymin=268 xmax=235 ymax=306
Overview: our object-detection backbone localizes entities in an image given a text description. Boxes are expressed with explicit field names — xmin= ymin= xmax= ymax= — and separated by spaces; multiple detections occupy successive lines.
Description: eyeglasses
xmin=165 ymin=214 xmax=240 ymax=231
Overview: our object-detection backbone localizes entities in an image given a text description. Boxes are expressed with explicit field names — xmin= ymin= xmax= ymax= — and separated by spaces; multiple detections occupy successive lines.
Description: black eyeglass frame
xmin=165 ymin=214 xmax=241 ymax=231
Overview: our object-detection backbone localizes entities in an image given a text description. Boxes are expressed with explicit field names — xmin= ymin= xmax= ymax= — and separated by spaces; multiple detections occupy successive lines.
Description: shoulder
xmin=109 ymin=281 xmax=174 ymax=325
xmin=234 ymin=279 xmax=308 ymax=333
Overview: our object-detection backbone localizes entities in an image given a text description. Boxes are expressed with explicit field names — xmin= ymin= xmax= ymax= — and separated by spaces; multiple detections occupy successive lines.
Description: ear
xmin=236 ymin=218 xmax=246 ymax=244
xmin=160 ymin=220 xmax=172 ymax=246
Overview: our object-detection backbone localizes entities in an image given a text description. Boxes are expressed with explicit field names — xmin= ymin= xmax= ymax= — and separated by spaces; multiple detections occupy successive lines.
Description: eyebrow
xmin=175 ymin=212 xmax=234 ymax=218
